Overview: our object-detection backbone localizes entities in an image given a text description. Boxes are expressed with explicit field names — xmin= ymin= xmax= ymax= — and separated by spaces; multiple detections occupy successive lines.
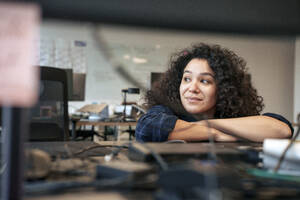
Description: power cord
xmin=62 ymin=143 xmax=129 ymax=158
xmin=200 ymin=117 xmax=222 ymax=200
xmin=25 ymin=176 xmax=129 ymax=196
xmin=129 ymin=142 xmax=169 ymax=171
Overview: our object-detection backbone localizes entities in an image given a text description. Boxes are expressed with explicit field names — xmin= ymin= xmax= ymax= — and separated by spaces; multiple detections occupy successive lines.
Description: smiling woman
xmin=179 ymin=59 xmax=217 ymax=119
xmin=135 ymin=43 xmax=294 ymax=142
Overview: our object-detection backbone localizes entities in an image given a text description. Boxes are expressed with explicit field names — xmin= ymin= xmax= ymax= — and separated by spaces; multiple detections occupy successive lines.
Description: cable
xmin=0 ymin=163 xmax=7 ymax=175
xmin=132 ymin=142 xmax=169 ymax=171
xmin=131 ymin=104 xmax=146 ymax=114
xmin=92 ymin=25 xmax=147 ymax=93
xmin=25 ymin=176 xmax=129 ymax=196
xmin=202 ymin=119 xmax=218 ymax=161
xmin=104 ymin=143 xmax=130 ymax=162
xmin=62 ymin=143 xmax=129 ymax=158
xmin=200 ymin=117 xmax=222 ymax=200
xmin=164 ymin=140 xmax=186 ymax=144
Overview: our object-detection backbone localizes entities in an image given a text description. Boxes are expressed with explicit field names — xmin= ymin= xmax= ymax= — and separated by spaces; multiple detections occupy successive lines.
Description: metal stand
xmin=122 ymin=89 xmax=127 ymax=122
xmin=121 ymin=88 xmax=139 ymax=122
xmin=1 ymin=107 xmax=28 ymax=200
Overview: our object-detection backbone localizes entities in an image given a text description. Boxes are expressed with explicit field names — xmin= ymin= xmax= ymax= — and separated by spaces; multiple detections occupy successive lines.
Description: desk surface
xmin=24 ymin=141 xmax=300 ymax=200
xmin=76 ymin=120 xmax=137 ymax=127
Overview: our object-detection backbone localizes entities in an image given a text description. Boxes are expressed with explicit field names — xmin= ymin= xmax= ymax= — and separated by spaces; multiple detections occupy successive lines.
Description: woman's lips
xmin=186 ymin=97 xmax=202 ymax=103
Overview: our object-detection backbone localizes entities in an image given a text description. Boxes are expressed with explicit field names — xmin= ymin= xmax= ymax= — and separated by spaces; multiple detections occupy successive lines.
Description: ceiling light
xmin=132 ymin=57 xmax=147 ymax=64
xmin=123 ymin=54 xmax=130 ymax=60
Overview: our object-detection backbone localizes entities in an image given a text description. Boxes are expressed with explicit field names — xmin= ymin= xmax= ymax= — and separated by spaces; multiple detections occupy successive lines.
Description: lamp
xmin=121 ymin=88 xmax=140 ymax=121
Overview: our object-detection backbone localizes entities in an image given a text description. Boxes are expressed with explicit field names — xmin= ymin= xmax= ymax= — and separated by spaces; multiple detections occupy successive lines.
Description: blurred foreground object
xmin=0 ymin=2 xmax=40 ymax=107
xmin=25 ymin=149 xmax=51 ymax=180
xmin=26 ymin=0 xmax=300 ymax=35
xmin=263 ymin=139 xmax=300 ymax=174
xmin=0 ymin=3 xmax=40 ymax=200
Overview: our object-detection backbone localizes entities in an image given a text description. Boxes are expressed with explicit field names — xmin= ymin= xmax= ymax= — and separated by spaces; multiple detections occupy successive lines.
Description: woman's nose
xmin=188 ymin=81 xmax=200 ymax=93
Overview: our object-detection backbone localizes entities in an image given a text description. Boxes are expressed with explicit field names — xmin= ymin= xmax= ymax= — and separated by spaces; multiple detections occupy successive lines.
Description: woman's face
xmin=179 ymin=58 xmax=217 ymax=119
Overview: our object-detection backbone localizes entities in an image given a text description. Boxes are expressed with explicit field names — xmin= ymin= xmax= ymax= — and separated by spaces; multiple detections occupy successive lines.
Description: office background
xmin=40 ymin=20 xmax=299 ymax=123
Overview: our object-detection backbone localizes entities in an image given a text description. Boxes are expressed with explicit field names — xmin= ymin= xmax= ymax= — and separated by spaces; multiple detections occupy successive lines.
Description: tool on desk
xmin=96 ymin=160 xmax=153 ymax=180
xmin=25 ymin=149 xmax=51 ymax=180
xmin=77 ymin=103 xmax=109 ymax=121
xmin=128 ymin=142 xmax=245 ymax=162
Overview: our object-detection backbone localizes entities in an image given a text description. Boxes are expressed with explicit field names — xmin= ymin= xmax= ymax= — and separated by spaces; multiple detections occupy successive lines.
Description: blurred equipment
xmin=263 ymin=139 xmax=300 ymax=174
xmin=77 ymin=103 xmax=109 ymax=121
xmin=25 ymin=149 xmax=51 ymax=180
xmin=96 ymin=160 xmax=152 ymax=179
xmin=128 ymin=143 xmax=245 ymax=162
xmin=71 ymin=103 xmax=108 ymax=141
xmin=29 ymin=66 xmax=70 ymax=141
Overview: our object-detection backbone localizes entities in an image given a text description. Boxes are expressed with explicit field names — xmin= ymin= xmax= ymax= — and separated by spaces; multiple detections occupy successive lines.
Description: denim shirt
xmin=135 ymin=105 xmax=294 ymax=142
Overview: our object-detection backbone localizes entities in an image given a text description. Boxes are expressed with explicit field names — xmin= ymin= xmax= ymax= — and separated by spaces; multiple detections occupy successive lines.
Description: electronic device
xmin=128 ymin=142 xmax=253 ymax=162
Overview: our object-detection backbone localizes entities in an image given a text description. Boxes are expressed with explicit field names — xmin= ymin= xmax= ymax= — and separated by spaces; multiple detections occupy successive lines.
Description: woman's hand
xmin=195 ymin=121 xmax=238 ymax=142
xmin=214 ymin=131 xmax=238 ymax=142
xmin=196 ymin=116 xmax=292 ymax=142
xmin=169 ymin=119 xmax=238 ymax=142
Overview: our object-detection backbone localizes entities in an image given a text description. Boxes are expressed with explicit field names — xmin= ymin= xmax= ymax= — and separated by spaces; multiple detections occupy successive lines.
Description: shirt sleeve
xmin=135 ymin=105 xmax=178 ymax=142
xmin=262 ymin=113 xmax=294 ymax=137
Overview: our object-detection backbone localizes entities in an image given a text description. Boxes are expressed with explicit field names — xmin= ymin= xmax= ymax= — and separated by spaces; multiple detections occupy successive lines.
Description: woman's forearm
xmin=168 ymin=120 xmax=214 ymax=141
xmin=168 ymin=119 xmax=237 ymax=142
xmin=200 ymin=116 xmax=292 ymax=142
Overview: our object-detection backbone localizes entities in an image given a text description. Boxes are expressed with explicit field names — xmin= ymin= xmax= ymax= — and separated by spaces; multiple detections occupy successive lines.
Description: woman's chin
xmin=184 ymin=107 xmax=215 ymax=119
xmin=185 ymin=109 xmax=205 ymax=115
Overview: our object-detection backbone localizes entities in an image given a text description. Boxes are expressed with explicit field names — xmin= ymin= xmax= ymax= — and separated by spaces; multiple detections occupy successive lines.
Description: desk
xmin=71 ymin=120 xmax=137 ymax=141
xmin=24 ymin=141 xmax=300 ymax=200
xmin=76 ymin=120 xmax=137 ymax=127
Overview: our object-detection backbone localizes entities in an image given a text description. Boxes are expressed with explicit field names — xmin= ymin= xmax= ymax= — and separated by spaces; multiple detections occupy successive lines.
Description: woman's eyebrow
xmin=183 ymin=70 xmax=215 ymax=78
xmin=199 ymin=72 xmax=215 ymax=78
xmin=183 ymin=70 xmax=192 ymax=74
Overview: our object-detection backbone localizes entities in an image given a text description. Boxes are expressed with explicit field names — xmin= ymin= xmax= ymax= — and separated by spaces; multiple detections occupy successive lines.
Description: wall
xmin=41 ymin=20 xmax=295 ymax=121
xmin=294 ymin=38 xmax=300 ymax=123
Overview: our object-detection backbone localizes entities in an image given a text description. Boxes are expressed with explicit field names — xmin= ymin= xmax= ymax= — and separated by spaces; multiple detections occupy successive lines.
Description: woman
xmin=136 ymin=43 xmax=293 ymax=142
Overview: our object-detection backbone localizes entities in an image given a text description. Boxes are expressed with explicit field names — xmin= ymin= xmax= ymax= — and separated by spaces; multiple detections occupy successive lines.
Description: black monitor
xmin=61 ymin=68 xmax=86 ymax=101
xmin=29 ymin=66 xmax=69 ymax=141
xmin=29 ymin=80 xmax=66 ymax=141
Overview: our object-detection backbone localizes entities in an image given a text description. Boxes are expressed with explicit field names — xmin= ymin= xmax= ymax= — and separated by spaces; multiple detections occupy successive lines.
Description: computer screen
xmin=29 ymin=80 xmax=65 ymax=141
xmin=62 ymin=68 xmax=86 ymax=101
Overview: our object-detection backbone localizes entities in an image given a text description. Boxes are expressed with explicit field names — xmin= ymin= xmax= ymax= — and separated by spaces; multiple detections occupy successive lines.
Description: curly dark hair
xmin=144 ymin=43 xmax=264 ymax=118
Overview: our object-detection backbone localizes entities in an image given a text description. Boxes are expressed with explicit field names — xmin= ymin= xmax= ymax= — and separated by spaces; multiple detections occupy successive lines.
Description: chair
xmin=29 ymin=66 xmax=69 ymax=141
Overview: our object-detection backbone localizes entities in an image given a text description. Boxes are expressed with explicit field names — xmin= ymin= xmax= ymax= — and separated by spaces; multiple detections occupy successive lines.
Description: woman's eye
xmin=201 ymin=79 xmax=210 ymax=84
xmin=183 ymin=77 xmax=191 ymax=82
